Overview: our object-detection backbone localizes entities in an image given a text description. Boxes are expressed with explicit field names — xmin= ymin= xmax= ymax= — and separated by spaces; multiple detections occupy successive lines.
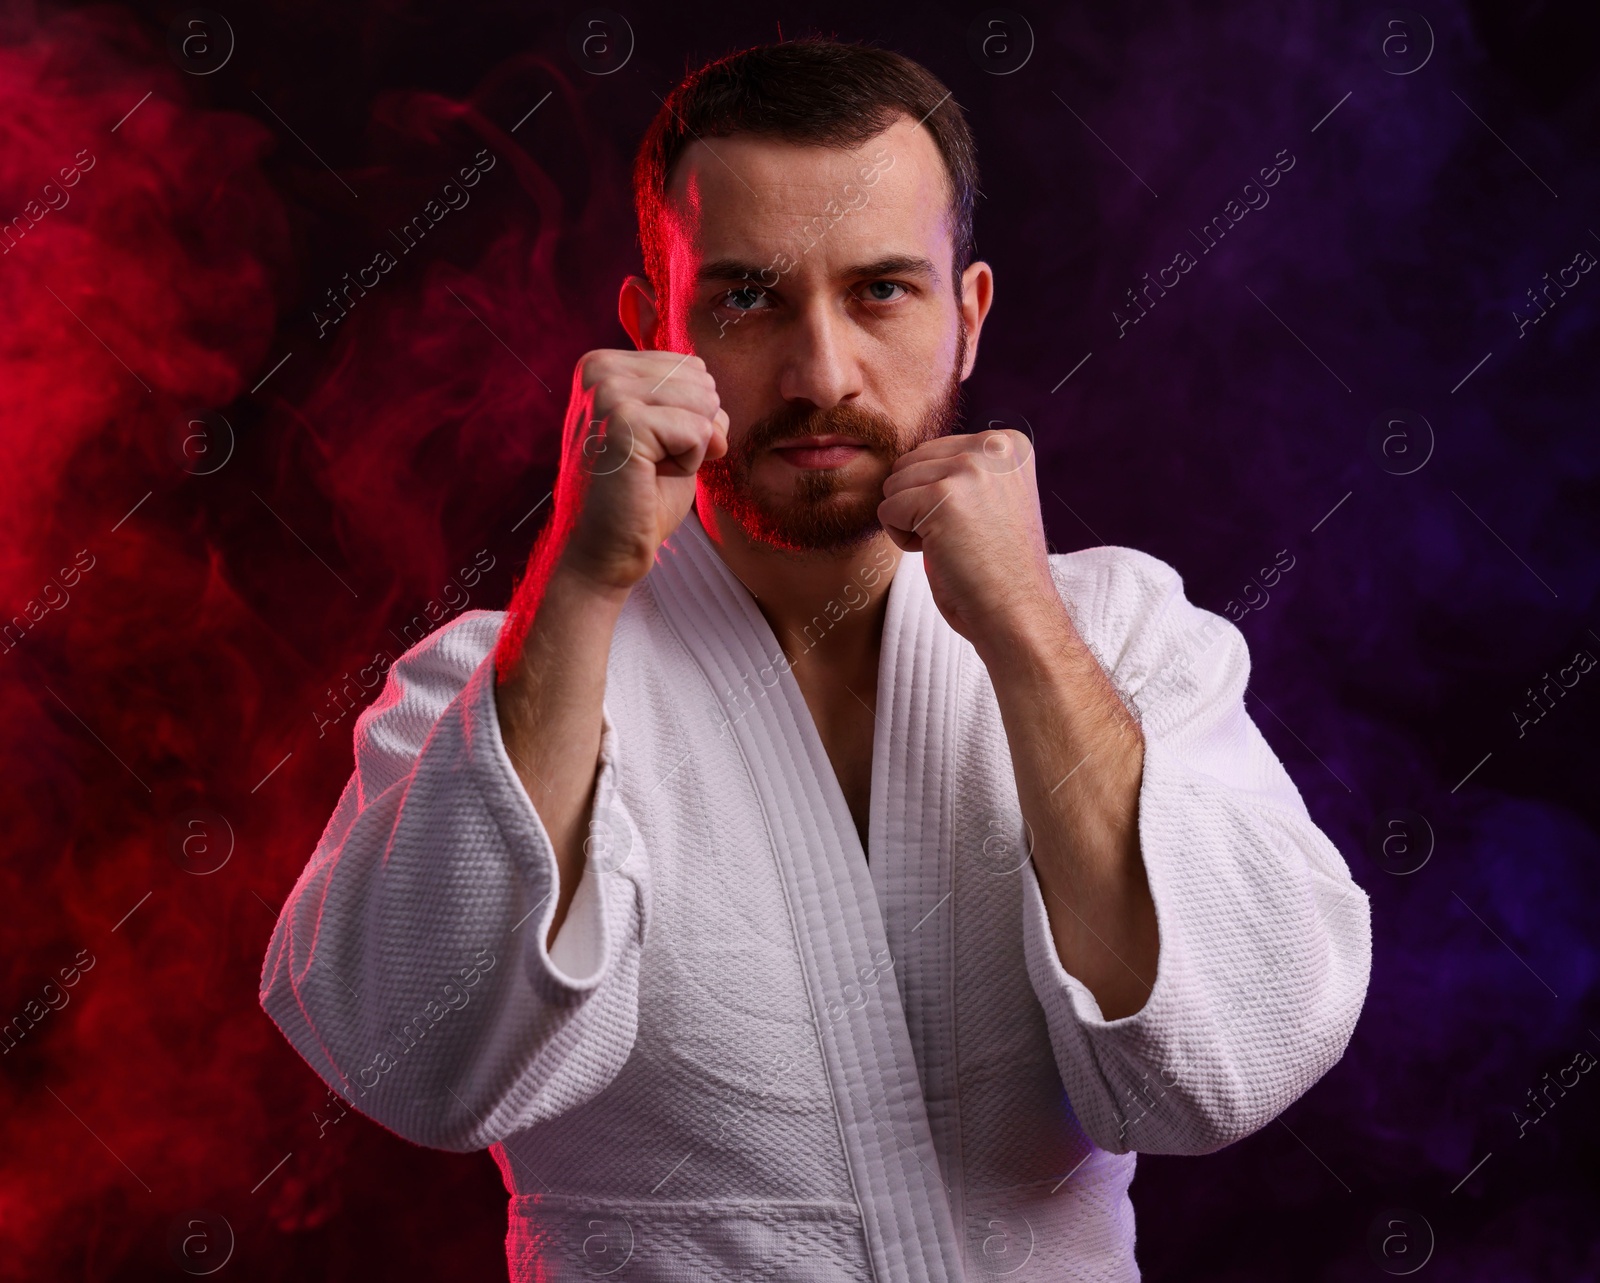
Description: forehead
xmin=662 ymin=114 xmax=953 ymax=284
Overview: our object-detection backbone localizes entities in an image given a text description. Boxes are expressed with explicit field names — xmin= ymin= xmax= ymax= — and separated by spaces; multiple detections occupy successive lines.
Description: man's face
xmin=655 ymin=115 xmax=975 ymax=552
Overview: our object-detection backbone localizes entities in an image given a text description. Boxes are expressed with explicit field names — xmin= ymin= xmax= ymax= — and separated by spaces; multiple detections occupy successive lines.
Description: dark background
xmin=1 ymin=0 xmax=1596 ymax=1278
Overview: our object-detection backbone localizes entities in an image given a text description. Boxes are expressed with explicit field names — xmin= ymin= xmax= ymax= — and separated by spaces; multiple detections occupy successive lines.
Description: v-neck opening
xmin=665 ymin=509 xmax=920 ymax=874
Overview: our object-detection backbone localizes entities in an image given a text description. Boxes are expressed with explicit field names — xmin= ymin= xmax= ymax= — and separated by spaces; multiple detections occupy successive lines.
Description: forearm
xmin=979 ymin=595 xmax=1157 ymax=1021
xmin=495 ymin=524 xmax=631 ymax=950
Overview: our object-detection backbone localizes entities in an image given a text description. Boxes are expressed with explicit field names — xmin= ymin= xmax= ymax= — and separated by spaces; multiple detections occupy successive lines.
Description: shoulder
xmin=351 ymin=610 xmax=507 ymax=766
xmin=1045 ymin=546 xmax=1248 ymax=733
xmin=376 ymin=609 xmax=507 ymax=698
xmin=1047 ymin=544 xmax=1186 ymax=610
xmin=1043 ymin=544 xmax=1191 ymax=670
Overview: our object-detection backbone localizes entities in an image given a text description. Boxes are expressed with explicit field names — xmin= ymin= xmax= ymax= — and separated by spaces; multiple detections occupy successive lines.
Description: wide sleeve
xmin=1018 ymin=548 xmax=1372 ymax=1157
xmin=258 ymin=609 xmax=648 ymax=1153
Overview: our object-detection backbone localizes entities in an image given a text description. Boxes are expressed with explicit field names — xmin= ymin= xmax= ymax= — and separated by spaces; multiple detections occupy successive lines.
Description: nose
xmin=777 ymin=297 xmax=864 ymax=410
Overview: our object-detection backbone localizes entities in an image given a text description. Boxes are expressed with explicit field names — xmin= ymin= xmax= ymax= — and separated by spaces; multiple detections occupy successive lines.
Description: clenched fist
xmin=550 ymin=349 xmax=730 ymax=592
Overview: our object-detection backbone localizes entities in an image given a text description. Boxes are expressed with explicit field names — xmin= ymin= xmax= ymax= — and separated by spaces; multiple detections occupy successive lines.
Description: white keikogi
xmin=260 ymin=509 xmax=1372 ymax=1282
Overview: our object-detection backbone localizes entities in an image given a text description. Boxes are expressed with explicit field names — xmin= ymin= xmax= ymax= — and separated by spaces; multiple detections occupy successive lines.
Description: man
xmin=260 ymin=40 xmax=1371 ymax=1282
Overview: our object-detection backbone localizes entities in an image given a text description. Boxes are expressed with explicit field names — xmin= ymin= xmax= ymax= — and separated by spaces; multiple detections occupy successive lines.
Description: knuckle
xmin=578 ymin=350 xmax=619 ymax=389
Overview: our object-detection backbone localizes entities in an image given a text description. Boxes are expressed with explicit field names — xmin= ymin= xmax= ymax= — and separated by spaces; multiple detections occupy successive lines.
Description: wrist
xmin=547 ymin=554 xmax=637 ymax=610
xmin=496 ymin=540 xmax=631 ymax=688
xmin=972 ymin=591 xmax=1078 ymax=678
xmin=513 ymin=510 xmax=638 ymax=614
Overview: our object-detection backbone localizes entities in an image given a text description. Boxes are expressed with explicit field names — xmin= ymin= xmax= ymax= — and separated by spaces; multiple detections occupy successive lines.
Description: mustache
xmin=738 ymin=401 xmax=904 ymax=456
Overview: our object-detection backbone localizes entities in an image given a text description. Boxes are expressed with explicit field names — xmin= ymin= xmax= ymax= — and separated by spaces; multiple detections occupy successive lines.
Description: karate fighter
xmin=261 ymin=39 xmax=1372 ymax=1282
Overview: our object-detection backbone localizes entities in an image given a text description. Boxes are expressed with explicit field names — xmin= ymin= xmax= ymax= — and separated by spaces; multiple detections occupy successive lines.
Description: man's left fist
xmin=877 ymin=428 xmax=1059 ymax=652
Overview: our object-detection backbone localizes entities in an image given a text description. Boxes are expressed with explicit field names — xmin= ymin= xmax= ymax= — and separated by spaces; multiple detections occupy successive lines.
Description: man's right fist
xmin=552 ymin=349 xmax=729 ymax=592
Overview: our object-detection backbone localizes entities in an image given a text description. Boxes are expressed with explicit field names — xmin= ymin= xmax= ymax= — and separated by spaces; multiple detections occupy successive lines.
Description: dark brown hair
xmin=632 ymin=39 xmax=978 ymax=303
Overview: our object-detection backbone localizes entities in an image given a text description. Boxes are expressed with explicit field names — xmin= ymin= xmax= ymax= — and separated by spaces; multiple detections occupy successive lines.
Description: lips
xmin=770 ymin=437 xmax=870 ymax=469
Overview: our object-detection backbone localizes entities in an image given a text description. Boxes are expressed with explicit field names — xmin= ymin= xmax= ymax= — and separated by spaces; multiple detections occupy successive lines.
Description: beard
xmin=698 ymin=326 xmax=969 ymax=553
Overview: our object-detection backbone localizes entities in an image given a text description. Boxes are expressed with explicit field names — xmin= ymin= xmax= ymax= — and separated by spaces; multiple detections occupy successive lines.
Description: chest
xmin=604 ymin=627 xmax=1074 ymax=1205
xmin=789 ymin=664 xmax=879 ymax=852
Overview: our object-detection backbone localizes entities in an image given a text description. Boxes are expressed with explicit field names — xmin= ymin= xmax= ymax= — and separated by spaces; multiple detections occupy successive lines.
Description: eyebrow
xmin=696 ymin=254 xmax=942 ymax=288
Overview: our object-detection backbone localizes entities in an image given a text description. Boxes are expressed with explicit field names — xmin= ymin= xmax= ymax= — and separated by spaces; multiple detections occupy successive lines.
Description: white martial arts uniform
xmin=259 ymin=510 xmax=1371 ymax=1281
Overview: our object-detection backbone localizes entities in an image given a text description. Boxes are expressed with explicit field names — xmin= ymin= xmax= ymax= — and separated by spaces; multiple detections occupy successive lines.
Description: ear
xmin=957 ymin=260 xmax=994 ymax=381
xmin=619 ymin=275 xmax=665 ymax=351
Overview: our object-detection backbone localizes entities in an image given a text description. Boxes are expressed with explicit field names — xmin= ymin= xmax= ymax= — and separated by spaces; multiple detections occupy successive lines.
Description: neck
xmin=692 ymin=491 xmax=904 ymax=673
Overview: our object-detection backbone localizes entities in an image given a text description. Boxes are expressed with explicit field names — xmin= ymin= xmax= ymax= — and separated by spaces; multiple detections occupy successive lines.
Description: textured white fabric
xmin=260 ymin=511 xmax=1372 ymax=1281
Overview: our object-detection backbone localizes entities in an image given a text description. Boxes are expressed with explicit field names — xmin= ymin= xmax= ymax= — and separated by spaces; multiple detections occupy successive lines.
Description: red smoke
xmin=0 ymin=6 xmax=620 ymax=1276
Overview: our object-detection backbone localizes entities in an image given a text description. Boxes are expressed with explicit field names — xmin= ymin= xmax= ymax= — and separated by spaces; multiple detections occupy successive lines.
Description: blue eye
xmin=858 ymin=281 xmax=908 ymax=303
xmin=721 ymin=286 xmax=769 ymax=311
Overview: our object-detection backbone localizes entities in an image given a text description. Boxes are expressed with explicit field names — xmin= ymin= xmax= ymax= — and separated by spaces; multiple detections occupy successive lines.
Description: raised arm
xmin=496 ymin=346 xmax=730 ymax=945
xmin=259 ymin=347 xmax=728 ymax=1151
xmin=876 ymin=430 xmax=1371 ymax=1158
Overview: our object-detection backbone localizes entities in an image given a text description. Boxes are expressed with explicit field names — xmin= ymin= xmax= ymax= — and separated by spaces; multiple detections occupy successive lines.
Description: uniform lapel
xmin=867 ymin=544 xmax=968 ymax=1243
xmin=645 ymin=510 xmax=966 ymax=1282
